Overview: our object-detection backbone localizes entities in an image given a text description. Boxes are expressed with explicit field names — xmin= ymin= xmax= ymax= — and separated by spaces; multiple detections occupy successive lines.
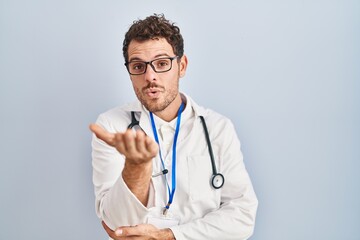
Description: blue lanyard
xmin=149 ymin=102 xmax=184 ymax=214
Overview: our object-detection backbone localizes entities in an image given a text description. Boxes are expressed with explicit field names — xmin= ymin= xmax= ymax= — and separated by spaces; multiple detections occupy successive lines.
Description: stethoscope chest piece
xmin=211 ymin=173 xmax=225 ymax=189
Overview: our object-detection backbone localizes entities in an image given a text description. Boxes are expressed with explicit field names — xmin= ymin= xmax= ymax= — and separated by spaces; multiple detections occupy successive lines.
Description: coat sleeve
xmin=170 ymin=117 xmax=258 ymax=240
xmin=91 ymin=113 xmax=151 ymax=230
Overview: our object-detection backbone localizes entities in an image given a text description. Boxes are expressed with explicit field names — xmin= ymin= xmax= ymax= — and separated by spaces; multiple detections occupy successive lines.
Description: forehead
xmin=127 ymin=38 xmax=175 ymax=61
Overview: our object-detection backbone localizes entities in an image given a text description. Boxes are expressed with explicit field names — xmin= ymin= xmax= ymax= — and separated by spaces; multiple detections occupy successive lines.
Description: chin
xmin=143 ymin=100 xmax=166 ymax=113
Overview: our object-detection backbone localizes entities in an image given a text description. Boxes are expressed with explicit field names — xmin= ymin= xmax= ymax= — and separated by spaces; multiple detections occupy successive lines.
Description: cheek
xmin=164 ymin=73 xmax=179 ymax=88
xmin=167 ymin=76 xmax=180 ymax=91
xmin=131 ymin=78 xmax=144 ymax=89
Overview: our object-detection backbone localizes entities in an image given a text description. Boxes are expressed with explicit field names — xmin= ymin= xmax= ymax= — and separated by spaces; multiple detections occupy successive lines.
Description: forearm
xmin=97 ymin=174 xmax=151 ymax=230
xmin=122 ymin=161 xmax=152 ymax=206
xmin=93 ymin=134 xmax=155 ymax=228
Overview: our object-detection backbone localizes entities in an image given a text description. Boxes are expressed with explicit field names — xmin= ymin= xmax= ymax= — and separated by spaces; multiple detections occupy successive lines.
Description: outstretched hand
xmin=89 ymin=124 xmax=158 ymax=164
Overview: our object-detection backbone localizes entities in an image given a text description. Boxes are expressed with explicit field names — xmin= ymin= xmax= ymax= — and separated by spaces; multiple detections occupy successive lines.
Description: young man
xmin=90 ymin=14 xmax=258 ymax=240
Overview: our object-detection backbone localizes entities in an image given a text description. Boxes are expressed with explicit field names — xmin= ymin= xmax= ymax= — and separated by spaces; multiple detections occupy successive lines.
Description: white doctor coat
xmin=92 ymin=94 xmax=258 ymax=240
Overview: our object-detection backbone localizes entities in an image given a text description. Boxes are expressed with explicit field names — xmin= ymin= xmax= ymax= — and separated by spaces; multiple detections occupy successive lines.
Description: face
xmin=127 ymin=38 xmax=187 ymax=114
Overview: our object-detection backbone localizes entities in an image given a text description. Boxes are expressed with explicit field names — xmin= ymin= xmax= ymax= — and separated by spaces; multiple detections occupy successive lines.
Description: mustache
xmin=142 ymin=82 xmax=165 ymax=91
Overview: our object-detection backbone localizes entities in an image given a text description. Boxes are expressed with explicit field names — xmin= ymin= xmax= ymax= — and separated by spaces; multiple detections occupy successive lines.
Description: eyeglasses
xmin=125 ymin=56 xmax=178 ymax=75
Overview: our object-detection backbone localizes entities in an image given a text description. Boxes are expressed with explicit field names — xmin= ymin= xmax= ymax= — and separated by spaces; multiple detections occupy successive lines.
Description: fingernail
xmin=115 ymin=229 xmax=123 ymax=236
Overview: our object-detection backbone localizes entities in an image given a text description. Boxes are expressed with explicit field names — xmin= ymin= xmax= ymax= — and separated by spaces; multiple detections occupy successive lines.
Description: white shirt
xmin=91 ymin=93 xmax=258 ymax=240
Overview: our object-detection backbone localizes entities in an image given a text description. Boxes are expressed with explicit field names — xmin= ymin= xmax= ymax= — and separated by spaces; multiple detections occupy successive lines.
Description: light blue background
xmin=0 ymin=1 xmax=359 ymax=239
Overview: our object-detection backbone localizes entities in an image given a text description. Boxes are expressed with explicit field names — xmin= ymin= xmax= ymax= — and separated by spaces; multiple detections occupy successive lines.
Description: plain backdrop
xmin=0 ymin=0 xmax=359 ymax=239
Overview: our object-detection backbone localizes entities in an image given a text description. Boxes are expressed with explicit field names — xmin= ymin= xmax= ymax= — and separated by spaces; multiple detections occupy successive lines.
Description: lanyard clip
xmin=152 ymin=169 xmax=168 ymax=178
xmin=162 ymin=203 xmax=171 ymax=216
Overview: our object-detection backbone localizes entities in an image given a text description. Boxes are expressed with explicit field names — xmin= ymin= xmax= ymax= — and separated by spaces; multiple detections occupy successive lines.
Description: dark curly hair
xmin=123 ymin=14 xmax=184 ymax=62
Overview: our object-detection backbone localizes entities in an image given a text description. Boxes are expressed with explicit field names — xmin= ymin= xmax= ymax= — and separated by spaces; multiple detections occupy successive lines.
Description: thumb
xmin=89 ymin=123 xmax=115 ymax=146
xmin=116 ymin=224 xmax=157 ymax=237
xmin=115 ymin=225 xmax=142 ymax=237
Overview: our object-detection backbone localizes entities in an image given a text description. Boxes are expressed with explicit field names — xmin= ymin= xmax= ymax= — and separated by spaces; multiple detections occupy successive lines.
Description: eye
xmin=131 ymin=62 xmax=145 ymax=71
xmin=155 ymin=59 xmax=170 ymax=69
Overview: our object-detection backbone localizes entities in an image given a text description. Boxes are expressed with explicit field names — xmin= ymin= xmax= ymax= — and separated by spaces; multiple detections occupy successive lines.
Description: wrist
xmin=122 ymin=161 xmax=152 ymax=186
xmin=157 ymin=228 xmax=175 ymax=240
xmin=123 ymin=160 xmax=152 ymax=179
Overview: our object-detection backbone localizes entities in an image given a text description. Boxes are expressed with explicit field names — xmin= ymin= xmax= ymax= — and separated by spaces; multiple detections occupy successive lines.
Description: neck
xmin=154 ymin=94 xmax=183 ymax=122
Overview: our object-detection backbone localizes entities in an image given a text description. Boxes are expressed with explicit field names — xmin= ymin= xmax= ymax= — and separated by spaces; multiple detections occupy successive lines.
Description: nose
xmin=144 ymin=63 xmax=157 ymax=82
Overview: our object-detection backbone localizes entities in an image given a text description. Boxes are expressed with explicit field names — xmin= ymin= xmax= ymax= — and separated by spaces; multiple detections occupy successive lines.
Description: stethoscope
xmin=127 ymin=111 xmax=225 ymax=189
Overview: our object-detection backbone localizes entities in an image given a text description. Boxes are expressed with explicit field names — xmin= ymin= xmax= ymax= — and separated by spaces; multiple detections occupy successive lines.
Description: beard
xmin=134 ymin=81 xmax=179 ymax=113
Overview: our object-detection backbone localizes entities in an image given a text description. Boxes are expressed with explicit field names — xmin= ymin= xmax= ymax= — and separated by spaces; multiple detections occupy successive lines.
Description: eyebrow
xmin=128 ymin=53 xmax=171 ymax=62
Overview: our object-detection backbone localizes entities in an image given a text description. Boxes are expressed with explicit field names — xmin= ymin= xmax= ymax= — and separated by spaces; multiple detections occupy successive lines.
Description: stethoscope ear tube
xmin=199 ymin=116 xmax=225 ymax=189
xmin=128 ymin=111 xmax=145 ymax=132
xmin=128 ymin=111 xmax=140 ymax=129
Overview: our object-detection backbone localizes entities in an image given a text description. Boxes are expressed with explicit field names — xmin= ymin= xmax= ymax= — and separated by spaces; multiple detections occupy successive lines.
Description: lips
xmin=144 ymin=87 xmax=163 ymax=98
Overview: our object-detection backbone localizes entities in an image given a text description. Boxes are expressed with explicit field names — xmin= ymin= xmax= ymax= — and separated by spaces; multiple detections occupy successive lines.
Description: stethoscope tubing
xmin=199 ymin=116 xmax=217 ymax=176
xmin=199 ymin=116 xmax=225 ymax=189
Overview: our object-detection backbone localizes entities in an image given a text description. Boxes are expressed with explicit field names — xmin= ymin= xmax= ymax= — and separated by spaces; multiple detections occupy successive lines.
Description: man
xmin=90 ymin=14 xmax=258 ymax=240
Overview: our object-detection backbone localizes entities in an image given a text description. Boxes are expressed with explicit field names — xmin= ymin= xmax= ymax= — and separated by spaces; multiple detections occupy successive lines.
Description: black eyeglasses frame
xmin=124 ymin=56 xmax=179 ymax=75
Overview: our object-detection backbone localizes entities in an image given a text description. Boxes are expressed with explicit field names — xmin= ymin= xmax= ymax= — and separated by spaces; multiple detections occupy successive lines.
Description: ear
xmin=179 ymin=55 xmax=188 ymax=78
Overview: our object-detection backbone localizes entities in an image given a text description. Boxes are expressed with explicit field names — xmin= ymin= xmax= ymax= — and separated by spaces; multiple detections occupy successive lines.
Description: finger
xmin=135 ymin=130 xmax=147 ymax=155
xmin=145 ymin=136 xmax=159 ymax=157
xmin=123 ymin=129 xmax=137 ymax=154
xmin=117 ymin=224 xmax=157 ymax=238
xmin=116 ymin=225 xmax=142 ymax=237
xmin=114 ymin=133 xmax=127 ymax=155
xmin=89 ymin=124 xmax=115 ymax=146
